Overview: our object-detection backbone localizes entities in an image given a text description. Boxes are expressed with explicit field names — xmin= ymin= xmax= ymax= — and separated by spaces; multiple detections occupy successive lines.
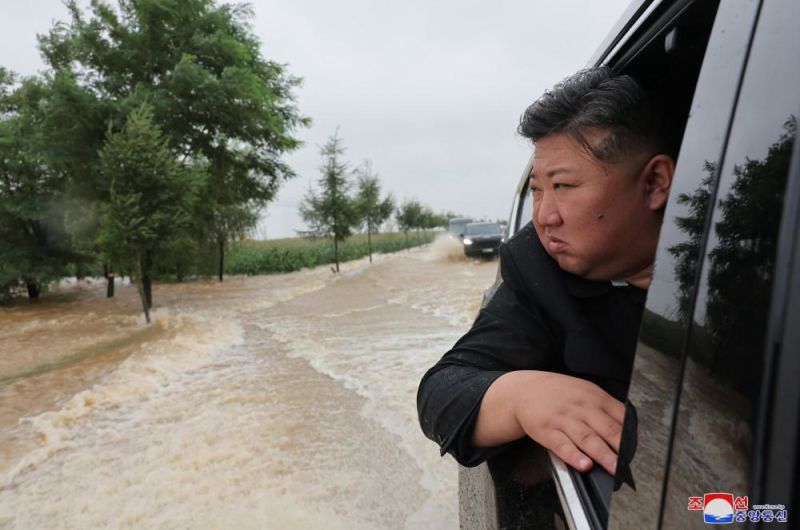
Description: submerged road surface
xmin=0 ymin=238 xmax=498 ymax=529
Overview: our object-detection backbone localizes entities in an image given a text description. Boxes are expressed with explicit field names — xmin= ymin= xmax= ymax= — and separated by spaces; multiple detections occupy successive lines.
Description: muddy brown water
xmin=0 ymin=238 xmax=497 ymax=529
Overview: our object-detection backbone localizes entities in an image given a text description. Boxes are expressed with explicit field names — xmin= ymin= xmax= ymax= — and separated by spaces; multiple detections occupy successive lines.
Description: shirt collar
xmin=564 ymin=273 xmax=614 ymax=298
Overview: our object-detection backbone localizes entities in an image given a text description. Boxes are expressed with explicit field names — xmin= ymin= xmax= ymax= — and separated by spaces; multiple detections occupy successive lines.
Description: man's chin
xmin=551 ymin=254 xmax=590 ymax=277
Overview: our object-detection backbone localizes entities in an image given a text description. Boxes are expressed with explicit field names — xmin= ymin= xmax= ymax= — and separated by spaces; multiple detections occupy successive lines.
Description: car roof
xmin=587 ymin=0 xmax=656 ymax=67
xmin=466 ymin=222 xmax=501 ymax=228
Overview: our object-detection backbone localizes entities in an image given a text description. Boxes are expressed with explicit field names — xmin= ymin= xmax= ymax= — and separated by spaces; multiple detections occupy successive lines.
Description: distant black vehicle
xmin=462 ymin=222 xmax=504 ymax=258
xmin=448 ymin=217 xmax=474 ymax=238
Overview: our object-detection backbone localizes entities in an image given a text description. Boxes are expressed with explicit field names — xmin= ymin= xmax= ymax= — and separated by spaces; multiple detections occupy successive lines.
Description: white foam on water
xmin=421 ymin=234 xmax=467 ymax=263
xmin=252 ymin=251 xmax=489 ymax=528
xmin=1 ymin=308 xmax=244 ymax=490
xmin=260 ymin=317 xmax=461 ymax=528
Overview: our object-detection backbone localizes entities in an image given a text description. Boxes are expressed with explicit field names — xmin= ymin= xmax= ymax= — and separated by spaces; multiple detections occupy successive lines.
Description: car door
xmin=627 ymin=1 xmax=800 ymax=528
xmin=459 ymin=0 xmax=771 ymax=528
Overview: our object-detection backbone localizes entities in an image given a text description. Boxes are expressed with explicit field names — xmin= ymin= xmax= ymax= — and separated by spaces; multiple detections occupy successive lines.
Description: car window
xmin=660 ymin=1 xmax=800 ymax=527
xmin=608 ymin=1 xmax=761 ymax=528
xmin=465 ymin=223 xmax=502 ymax=235
xmin=508 ymin=163 xmax=534 ymax=237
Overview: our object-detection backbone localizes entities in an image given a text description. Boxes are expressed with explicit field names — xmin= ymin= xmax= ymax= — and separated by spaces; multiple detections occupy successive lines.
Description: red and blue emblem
xmin=703 ymin=493 xmax=735 ymax=524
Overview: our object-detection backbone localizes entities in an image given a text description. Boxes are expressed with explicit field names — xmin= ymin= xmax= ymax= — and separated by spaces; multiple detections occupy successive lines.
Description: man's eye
xmin=553 ymin=183 xmax=573 ymax=190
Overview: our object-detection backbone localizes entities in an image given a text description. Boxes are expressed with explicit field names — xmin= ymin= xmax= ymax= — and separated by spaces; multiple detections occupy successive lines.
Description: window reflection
xmin=660 ymin=0 xmax=800 ymax=523
xmin=662 ymin=120 xmax=796 ymax=529
xmin=608 ymin=2 xmax=758 ymax=528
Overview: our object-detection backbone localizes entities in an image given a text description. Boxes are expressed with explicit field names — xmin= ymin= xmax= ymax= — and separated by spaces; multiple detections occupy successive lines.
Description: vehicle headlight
xmin=463 ymin=238 xmax=473 ymax=245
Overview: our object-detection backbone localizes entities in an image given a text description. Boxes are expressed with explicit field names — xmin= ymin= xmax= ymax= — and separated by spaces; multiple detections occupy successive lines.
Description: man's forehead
xmin=530 ymin=132 xmax=605 ymax=179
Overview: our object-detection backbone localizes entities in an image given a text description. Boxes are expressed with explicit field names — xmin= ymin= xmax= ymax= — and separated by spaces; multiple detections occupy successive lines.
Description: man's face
xmin=529 ymin=131 xmax=662 ymax=281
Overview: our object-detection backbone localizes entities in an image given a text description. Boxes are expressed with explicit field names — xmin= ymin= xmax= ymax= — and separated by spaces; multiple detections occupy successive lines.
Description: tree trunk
xmin=26 ymin=280 xmax=40 ymax=300
xmin=136 ymin=251 xmax=151 ymax=324
xmin=334 ymin=238 xmax=340 ymax=272
xmin=104 ymin=264 xmax=115 ymax=298
xmin=218 ymin=239 xmax=225 ymax=282
xmin=405 ymin=230 xmax=409 ymax=251
xmin=367 ymin=221 xmax=373 ymax=264
xmin=143 ymin=251 xmax=153 ymax=309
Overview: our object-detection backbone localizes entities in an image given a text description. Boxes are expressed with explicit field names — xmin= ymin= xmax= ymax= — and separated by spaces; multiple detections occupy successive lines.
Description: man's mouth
xmin=547 ymin=235 xmax=567 ymax=252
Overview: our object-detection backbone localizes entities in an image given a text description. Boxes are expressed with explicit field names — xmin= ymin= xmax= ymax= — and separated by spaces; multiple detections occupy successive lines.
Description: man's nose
xmin=534 ymin=191 xmax=562 ymax=227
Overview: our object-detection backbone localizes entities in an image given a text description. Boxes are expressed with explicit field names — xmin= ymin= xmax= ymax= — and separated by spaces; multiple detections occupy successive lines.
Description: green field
xmin=225 ymin=231 xmax=435 ymax=275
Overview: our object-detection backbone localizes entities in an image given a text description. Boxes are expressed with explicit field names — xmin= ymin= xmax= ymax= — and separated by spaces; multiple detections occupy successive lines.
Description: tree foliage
xmin=38 ymin=0 xmax=308 ymax=282
xmin=669 ymin=117 xmax=796 ymax=394
xmin=97 ymin=104 xmax=202 ymax=322
xmin=354 ymin=160 xmax=394 ymax=263
xmin=299 ymin=131 xmax=359 ymax=272
xmin=0 ymin=70 xmax=80 ymax=298
xmin=1 ymin=0 xmax=306 ymax=304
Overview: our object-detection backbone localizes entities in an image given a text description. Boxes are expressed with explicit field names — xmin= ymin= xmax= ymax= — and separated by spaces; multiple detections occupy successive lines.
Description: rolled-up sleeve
xmin=416 ymin=245 xmax=556 ymax=467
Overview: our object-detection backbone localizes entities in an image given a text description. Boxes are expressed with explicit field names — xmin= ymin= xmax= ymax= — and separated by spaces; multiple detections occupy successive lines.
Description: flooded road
xmin=0 ymin=238 xmax=498 ymax=529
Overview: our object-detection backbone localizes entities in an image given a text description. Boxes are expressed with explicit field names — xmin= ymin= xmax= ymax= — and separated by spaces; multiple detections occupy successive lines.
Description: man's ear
xmin=642 ymin=154 xmax=675 ymax=211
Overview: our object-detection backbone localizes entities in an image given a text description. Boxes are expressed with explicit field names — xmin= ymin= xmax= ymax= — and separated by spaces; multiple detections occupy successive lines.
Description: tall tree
xmin=300 ymin=131 xmax=358 ymax=272
xmin=354 ymin=160 xmax=394 ymax=263
xmin=417 ymin=205 xmax=447 ymax=242
xmin=39 ymin=0 xmax=308 ymax=281
xmin=0 ymin=70 xmax=81 ymax=299
xmin=396 ymin=199 xmax=424 ymax=250
xmin=97 ymin=105 xmax=202 ymax=323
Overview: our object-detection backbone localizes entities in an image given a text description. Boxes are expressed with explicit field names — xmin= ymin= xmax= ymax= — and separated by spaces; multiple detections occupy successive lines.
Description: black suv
xmin=460 ymin=0 xmax=800 ymax=528
xmin=462 ymin=222 xmax=505 ymax=258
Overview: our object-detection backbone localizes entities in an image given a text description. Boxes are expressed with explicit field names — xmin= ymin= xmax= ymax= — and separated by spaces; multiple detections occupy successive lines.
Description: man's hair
xmin=518 ymin=67 xmax=677 ymax=162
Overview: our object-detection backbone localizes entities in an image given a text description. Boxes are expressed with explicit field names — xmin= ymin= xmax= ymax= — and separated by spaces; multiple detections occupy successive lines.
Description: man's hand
xmin=472 ymin=370 xmax=625 ymax=475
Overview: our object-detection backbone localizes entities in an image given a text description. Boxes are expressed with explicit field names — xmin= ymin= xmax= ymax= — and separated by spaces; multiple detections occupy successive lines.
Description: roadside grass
xmin=225 ymin=231 xmax=437 ymax=275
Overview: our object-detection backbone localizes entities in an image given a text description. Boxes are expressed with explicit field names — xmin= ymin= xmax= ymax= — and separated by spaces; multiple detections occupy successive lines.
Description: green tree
xmin=299 ymin=131 xmax=358 ymax=272
xmin=418 ymin=206 xmax=448 ymax=242
xmin=0 ymin=70 xmax=82 ymax=299
xmin=39 ymin=0 xmax=308 ymax=282
xmin=354 ymin=160 xmax=394 ymax=263
xmin=396 ymin=199 xmax=424 ymax=250
xmin=97 ymin=105 xmax=202 ymax=323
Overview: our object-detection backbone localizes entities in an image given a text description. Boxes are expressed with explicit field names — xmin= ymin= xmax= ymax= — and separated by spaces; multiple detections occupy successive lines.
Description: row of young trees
xmin=300 ymin=132 xmax=449 ymax=271
xmin=0 ymin=0 xmax=307 ymax=321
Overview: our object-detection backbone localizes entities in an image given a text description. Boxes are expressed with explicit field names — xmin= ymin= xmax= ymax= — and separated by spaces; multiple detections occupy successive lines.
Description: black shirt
xmin=417 ymin=223 xmax=646 ymax=467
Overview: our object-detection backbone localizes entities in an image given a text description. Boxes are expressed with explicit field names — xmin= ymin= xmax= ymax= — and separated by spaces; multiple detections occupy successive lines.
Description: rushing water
xmin=0 ymin=237 xmax=498 ymax=529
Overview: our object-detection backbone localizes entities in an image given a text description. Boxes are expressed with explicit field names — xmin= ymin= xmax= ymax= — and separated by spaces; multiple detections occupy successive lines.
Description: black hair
xmin=518 ymin=67 xmax=677 ymax=162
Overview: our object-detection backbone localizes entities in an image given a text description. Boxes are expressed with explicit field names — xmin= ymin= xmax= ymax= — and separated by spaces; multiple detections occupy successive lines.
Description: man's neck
xmin=624 ymin=263 xmax=654 ymax=289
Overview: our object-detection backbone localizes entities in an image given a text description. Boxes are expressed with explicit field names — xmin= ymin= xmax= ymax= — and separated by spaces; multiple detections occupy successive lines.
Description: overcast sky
xmin=1 ymin=0 xmax=632 ymax=238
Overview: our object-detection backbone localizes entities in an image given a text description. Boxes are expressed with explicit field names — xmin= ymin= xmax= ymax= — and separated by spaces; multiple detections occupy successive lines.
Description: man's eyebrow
xmin=529 ymin=167 xmax=573 ymax=181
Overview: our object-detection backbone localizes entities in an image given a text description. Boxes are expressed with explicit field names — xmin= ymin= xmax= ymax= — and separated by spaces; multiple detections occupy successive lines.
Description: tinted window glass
xmin=511 ymin=170 xmax=534 ymax=236
xmin=465 ymin=223 xmax=502 ymax=235
xmin=660 ymin=1 xmax=800 ymax=527
xmin=608 ymin=1 xmax=760 ymax=528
